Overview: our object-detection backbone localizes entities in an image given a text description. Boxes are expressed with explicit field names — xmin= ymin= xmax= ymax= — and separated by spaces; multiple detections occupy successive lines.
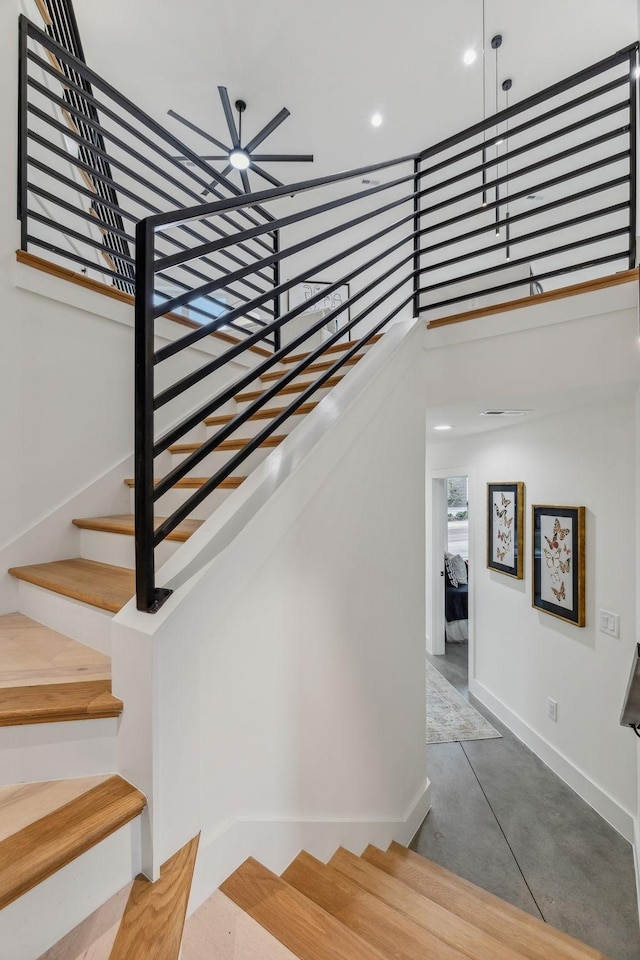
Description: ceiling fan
xmin=169 ymin=86 xmax=314 ymax=195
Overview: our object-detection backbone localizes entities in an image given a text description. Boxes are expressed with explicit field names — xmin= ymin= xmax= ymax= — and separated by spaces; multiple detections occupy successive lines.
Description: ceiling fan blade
xmin=244 ymin=108 xmax=290 ymax=154
xmin=167 ymin=109 xmax=230 ymax=153
xmin=240 ymin=169 xmax=251 ymax=194
xmin=249 ymin=154 xmax=314 ymax=163
xmin=218 ymin=86 xmax=240 ymax=148
xmin=250 ymin=163 xmax=283 ymax=188
xmin=202 ymin=164 xmax=233 ymax=196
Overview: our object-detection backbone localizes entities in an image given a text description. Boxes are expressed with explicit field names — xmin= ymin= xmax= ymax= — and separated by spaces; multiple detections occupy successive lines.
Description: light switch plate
xmin=599 ymin=609 xmax=619 ymax=638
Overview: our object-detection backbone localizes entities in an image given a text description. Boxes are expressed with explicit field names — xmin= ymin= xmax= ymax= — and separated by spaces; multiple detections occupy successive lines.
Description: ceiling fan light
xmin=229 ymin=148 xmax=251 ymax=170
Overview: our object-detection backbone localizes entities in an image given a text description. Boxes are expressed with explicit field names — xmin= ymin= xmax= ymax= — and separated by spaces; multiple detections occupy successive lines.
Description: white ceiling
xmin=76 ymin=0 xmax=638 ymax=189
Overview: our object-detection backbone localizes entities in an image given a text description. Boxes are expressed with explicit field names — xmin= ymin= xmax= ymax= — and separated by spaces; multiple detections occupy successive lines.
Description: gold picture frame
xmin=486 ymin=482 xmax=525 ymax=579
xmin=532 ymin=505 xmax=585 ymax=626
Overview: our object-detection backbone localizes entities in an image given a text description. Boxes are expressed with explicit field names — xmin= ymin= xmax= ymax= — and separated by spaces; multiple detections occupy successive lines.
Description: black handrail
xmin=130 ymin=42 xmax=637 ymax=612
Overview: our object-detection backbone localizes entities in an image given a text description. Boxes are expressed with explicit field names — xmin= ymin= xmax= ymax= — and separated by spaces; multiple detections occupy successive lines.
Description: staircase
xmin=182 ymin=842 xmax=611 ymax=960
xmin=0 ymin=336 xmax=374 ymax=958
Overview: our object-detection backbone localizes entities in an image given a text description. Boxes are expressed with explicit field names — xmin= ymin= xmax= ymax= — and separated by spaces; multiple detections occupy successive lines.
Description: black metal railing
xmin=16 ymin=17 xmax=637 ymax=611
xmin=131 ymin=42 xmax=638 ymax=611
xmin=18 ymin=16 xmax=279 ymax=341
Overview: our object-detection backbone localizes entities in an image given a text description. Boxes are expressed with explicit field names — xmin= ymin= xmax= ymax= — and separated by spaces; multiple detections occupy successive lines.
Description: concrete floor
xmin=413 ymin=642 xmax=640 ymax=960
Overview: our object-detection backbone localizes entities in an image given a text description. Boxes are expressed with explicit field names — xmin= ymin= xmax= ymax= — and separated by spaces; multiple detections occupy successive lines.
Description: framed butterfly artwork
xmin=532 ymin=505 xmax=585 ymax=626
xmin=486 ymin=482 xmax=525 ymax=579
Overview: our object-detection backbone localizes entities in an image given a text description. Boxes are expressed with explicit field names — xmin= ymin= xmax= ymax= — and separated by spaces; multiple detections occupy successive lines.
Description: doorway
xmin=427 ymin=472 xmax=470 ymax=668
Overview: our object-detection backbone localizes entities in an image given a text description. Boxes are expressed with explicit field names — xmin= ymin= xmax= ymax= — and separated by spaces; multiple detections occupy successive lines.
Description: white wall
xmin=423 ymin=290 xmax=640 ymax=838
xmin=113 ymin=320 xmax=429 ymax=887
xmin=428 ymin=396 xmax=637 ymax=834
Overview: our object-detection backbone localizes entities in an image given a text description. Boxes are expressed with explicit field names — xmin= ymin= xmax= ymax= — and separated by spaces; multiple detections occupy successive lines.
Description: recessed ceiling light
xmin=371 ymin=113 xmax=383 ymax=128
xmin=463 ymin=49 xmax=477 ymax=66
xmin=434 ymin=424 xmax=453 ymax=431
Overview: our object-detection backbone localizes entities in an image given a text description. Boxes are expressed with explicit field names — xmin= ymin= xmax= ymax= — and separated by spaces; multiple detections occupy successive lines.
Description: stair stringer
xmin=112 ymin=314 xmax=432 ymax=899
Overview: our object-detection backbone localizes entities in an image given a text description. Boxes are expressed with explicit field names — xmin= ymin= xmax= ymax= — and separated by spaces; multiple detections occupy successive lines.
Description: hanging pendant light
xmin=492 ymin=34 xmax=502 ymax=236
xmin=502 ymin=79 xmax=513 ymax=260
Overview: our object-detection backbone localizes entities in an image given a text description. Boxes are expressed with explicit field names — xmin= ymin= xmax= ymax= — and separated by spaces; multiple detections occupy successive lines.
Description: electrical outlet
xmin=599 ymin=609 xmax=619 ymax=638
xmin=547 ymin=697 xmax=558 ymax=722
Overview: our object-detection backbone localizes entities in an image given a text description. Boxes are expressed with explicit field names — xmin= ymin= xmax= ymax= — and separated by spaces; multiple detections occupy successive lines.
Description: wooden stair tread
xmin=364 ymin=843 xmax=610 ymax=960
xmin=8 ymin=559 xmax=135 ymax=614
xmin=0 ymin=774 xmax=146 ymax=910
xmin=123 ymin=478 xmax=245 ymax=490
xmin=108 ymin=835 xmax=199 ymax=960
xmin=260 ymin=354 xmax=364 ymax=381
xmin=220 ymin=857 xmax=387 ymax=960
xmin=72 ymin=514 xmax=203 ymax=540
xmin=329 ymin=847 xmax=529 ymax=960
xmin=205 ymin=401 xmax=318 ymax=428
xmin=235 ymin=375 xmax=344 ymax=404
xmin=0 ymin=680 xmax=122 ymax=726
xmin=282 ymin=335 xmax=381 ymax=364
xmin=169 ymin=435 xmax=287 ymax=455
xmin=282 ymin=851 xmax=471 ymax=960
xmin=0 ymin=613 xmax=110 ymax=687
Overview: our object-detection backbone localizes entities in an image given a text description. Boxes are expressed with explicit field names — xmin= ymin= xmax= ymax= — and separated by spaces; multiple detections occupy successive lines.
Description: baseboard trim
xmin=633 ymin=819 xmax=640 ymax=925
xmin=469 ymin=678 xmax=635 ymax=843
xmin=188 ymin=778 xmax=431 ymax=915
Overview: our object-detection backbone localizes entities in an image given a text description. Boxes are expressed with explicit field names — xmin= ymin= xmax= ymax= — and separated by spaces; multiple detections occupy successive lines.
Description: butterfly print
xmin=494 ymin=504 xmax=507 ymax=520
xmin=544 ymin=534 xmax=559 ymax=551
xmin=559 ymin=558 xmax=571 ymax=574
xmin=503 ymin=516 xmax=513 ymax=529
xmin=501 ymin=493 xmax=511 ymax=507
xmin=553 ymin=518 xmax=570 ymax=540
xmin=551 ymin=581 xmax=566 ymax=602
xmin=496 ymin=547 xmax=506 ymax=561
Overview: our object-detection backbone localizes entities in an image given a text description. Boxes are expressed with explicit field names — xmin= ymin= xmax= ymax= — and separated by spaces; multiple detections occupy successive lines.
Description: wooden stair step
xmin=205 ymin=402 xmax=318 ymax=428
xmin=329 ymin=847 xmax=528 ymax=960
xmin=108 ymin=835 xmax=199 ymax=960
xmin=363 ymin=843 xmax=609 ymax=960
xmin=235 ymin=375 xmax=344 ymax=404
xmin=282 ymin=851 xmax=470 ymax=960
xmin=260 ymin=354 xmax=364 ymax=381
xmin=282 ymin=334 xmax=381 ymax=365
xmin=0 ymin=613 xmax=110 ymax=688
xmin=0 ymin=774 xmax=146 ymax=910
xmin=72 ymin=514 xmax=203 ymax=541
xmin=0 ymin=679 xmax=122 ymax=726
xmin=220 ymin=857 xmax=387 ymax=960
xmin=169 ymin=435 xmax=287 ymax=455
xmin=8 ymin=559 xmax=135 ymax=614
xmin=123 ymin=478 xmax=245 ymax=490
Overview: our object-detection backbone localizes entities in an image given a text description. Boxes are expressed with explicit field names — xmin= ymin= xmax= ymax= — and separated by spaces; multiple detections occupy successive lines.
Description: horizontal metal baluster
xmin=152 ymin=277 xmax=415 ymax=538
xmin=420 ymin=229 xmax=629 ymax=293
xmin=417 ymin=74 xmax=629 ymax=183
xmin=26 ymin=104 xmax=276 ymax=281
xmin=421 ymin=253 xmax=630 ymax=314
xmin=152 ymin=235 xmax=416 ymax=456
xmin=26 ymin=132 xmax=275 ymax=303
xmin=153 ymin=201 xmax=417 ymax=375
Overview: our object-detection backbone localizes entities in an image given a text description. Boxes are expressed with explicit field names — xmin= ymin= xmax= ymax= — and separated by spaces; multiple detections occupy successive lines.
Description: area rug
xmin=426 ymin=660 xmax=501 ymax=744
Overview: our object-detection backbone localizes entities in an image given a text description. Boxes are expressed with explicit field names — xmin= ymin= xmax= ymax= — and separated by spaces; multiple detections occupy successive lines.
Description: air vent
xmin=480 ymin=409 xmax=531 ymax=417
